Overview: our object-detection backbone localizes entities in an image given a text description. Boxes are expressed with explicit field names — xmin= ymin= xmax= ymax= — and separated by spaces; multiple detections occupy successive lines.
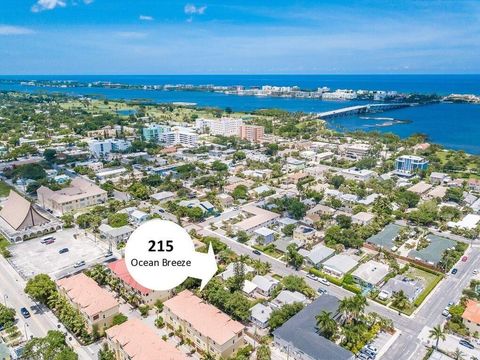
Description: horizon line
xmin=1 ymin=73 xmax=480 ymax=77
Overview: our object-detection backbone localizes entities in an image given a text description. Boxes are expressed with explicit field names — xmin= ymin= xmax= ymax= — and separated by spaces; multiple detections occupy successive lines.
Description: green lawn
xmin=0 ymin=181 xmax=11 ymax=197
xmin=389 ymin=265 xmax=443 ymax=315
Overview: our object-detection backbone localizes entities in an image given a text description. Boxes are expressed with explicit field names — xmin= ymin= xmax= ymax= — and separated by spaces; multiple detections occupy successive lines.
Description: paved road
xmin=0 ymin=257 xmax=97 ymax=360
xmin=202 ymin=227 xmax=480 ymax=360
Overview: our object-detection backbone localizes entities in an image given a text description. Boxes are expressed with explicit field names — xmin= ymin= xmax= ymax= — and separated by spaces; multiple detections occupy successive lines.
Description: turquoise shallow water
xmin=0 ymin=75 xmax=479 ymax=153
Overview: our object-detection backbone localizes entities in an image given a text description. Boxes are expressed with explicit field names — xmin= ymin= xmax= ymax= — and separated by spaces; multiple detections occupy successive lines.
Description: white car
xmin=319 ymin=278 xmax=330 ymax=286
xmin=473 ymin=269 xmax=478 ymax=275
xmin=365 ymin=345 xmax=378 ymax=355
xmin=306 ymin=274 xmax=319 ymax=281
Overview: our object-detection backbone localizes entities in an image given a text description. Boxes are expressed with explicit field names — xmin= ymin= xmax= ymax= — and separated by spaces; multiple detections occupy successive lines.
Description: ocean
xmin=0 ymin=75 xmax=479 ymax=153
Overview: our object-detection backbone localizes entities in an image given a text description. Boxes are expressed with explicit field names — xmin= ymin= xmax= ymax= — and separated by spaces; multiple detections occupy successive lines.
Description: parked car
xmin=364 ymin=345 xmax=378 ymax=355
xmin=473 ymin=269 xmax=478 ymax=275
xmin=306 ymin=274 xmax=319 ymax=281
xmin=459 ymin=339 xmax=475 ymax=349
xmin=40 ymin=236 xmax=55 ymax=244
xmin=73 ymin=260 xmax=85 ymax=268
xmin=451 ymin=268 xmax=458 ymax=275
xmin=252 ymin=250 xmax=261 ymax=256
xmin=361 ymin=348 xmax=376 ymax=359
xmin=357 ymin=353 xmax=373 ymax=360
xmin=20 ymin=307 xmax=30 ymax=318
xmin=442 ymin=308 xmax=450 ymax=317
xmin=59 ymin=248 xmax=69 ymax=254
xmin=105 ymin=251 xmax=113 ymax=258
xmin=462 ymin=256 xmax=468 ymax=262
xmin=319 ymin=278 xmax=330 ymax=286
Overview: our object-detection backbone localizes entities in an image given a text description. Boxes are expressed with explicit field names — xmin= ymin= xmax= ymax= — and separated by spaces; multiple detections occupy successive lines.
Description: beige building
xmin=57 ymin=273 xmax=119 ymax=333
xmin=107 ymin=259 xmax=172 ymax=305
xmin=37 ymin=177 xmax=107 ymax=215
xmin=164 ymin=290 xmax=246 ymax=359
xmin=105 ymin=319 xmax=186 ymax=360
xmin=239 ymin=125 xmax=264 ymax=143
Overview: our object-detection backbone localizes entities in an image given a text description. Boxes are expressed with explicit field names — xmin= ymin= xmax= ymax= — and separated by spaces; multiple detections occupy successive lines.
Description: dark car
xmin=459 ymin=339 xmax=474 ymax=349
xmin=20 ymin=307 xmax=31 ymax=318
xmin=451 ymin=268 xmax=458 ymax=275
xmin=252 ymin=250 xmax=261 ymax=256
xmin=59 ymin=248 xmax=69 ymax=254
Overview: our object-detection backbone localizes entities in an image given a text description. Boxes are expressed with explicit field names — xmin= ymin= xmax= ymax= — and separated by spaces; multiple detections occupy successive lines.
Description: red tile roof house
xmin=106 ymin=318 xmax=187 ymax=360
xmin=56 ymin=273 xmax=119 ymax=334
xmin=164 ymin=290 xmax=246 ymax=359
xmin=462 ymin=299 xmax=480 ymax=334
xmin=107 ymin=258 xmax=173 ymax=305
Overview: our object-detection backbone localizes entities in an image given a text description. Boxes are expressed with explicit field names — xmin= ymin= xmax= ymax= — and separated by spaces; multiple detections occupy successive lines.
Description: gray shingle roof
xmin=273 ymin=295 xmax=354 ymax=360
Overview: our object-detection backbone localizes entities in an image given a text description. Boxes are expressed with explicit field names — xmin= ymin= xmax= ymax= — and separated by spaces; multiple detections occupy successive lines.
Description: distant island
xmin=1 ymin=78 xmax=479 ymax=105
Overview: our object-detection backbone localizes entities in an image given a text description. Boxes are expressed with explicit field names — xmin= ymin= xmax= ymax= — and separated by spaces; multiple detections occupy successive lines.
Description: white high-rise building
xmin=195 ymin=117 xmax=243 ymax=136
xmin=88 ymin=139 xmax=131 ymax=158
xmin=161 ymin=126 xmax=198 ymax=147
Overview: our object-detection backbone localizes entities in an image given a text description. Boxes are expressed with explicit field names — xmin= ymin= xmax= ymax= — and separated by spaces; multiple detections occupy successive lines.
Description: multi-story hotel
xmin=163 ymin=290 xmax=245 ymax=359
xmin=394 ymin=155 xmax=429 ymax=176
xmin=88 ymin=139 xmax=131 ymax=158
xmin=238 ymin=124 xmax=264 ymax=142
xmin=105 ymin=319 xmax=186 ymax=360
xmin=37 ymin=177 xmax=107 ymax=215
xmin=56 ymin=273 xmax=119 ymax=334
xmin=142 ymin=124 xmax=171 ymax=142
xmin=195 ymin=117 xmax=244 ymax=136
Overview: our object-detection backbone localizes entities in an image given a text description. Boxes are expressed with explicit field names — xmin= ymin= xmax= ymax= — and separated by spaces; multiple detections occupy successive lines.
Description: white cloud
xmin=31 ymin=0 xmax=93 ymax=12
xmin=0 ymin=25 xmax=35 ymax=35
xmin=184 ymin=4 xmax=206 ymax=15
xmin=31 ymin=0 xmax=66 ymax=12
xmin=115 ymin=31 xmax=148 ymax=39
xmin=139 ymin=15 xmax=154 ymax=21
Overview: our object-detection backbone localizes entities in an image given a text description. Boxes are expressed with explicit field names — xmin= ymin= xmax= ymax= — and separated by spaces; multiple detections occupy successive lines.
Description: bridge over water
xmin=316 ymin=103 xmax=415 ymax=119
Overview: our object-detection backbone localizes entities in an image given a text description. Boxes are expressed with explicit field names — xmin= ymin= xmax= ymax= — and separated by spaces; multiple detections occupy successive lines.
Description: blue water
xmin=1 ymin=75 xmax=479 ymax=153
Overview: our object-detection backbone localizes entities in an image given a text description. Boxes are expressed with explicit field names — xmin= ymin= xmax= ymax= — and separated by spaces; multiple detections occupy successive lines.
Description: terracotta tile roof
xmin=106 ymin=319 xmax=186 ymax=360
xmin=107 ymin=258 xmax=151 ymax=295
xmin=57 ymin=273 xmax=118 ymax=317
xmin=463 ymin=299 xmax=480 ymax=324
xmin=164 ymin=290 xmax=245 ymax=345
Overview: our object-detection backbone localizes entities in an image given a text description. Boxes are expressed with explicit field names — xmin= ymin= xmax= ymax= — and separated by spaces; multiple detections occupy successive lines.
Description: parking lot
xmin=8 ymin=228 xmax=110 ymax=279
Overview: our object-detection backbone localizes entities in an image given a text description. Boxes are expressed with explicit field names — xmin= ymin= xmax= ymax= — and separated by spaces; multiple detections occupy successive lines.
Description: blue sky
xmin=1 ymin=0 xmax=479 ymax=74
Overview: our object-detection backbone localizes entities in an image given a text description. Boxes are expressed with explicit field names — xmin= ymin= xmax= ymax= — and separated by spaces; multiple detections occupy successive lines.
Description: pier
xmin=316 ymin=103 xmax=414 ymax=119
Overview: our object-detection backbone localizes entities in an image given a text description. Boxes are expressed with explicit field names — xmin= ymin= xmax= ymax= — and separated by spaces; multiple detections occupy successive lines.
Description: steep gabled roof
xmin=0 ymin=190 xmax=49 ymax=230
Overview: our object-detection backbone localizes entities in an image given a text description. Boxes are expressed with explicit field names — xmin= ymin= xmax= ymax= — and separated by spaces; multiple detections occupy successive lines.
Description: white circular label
xmin=125 ymin=219 xmax=217 ymax=291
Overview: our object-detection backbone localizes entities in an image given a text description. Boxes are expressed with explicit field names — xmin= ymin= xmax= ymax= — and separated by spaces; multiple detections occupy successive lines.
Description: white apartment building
xmin=322 ymin=90 xmax=358 ymax=100
xmin=88 ymin=139 xmax=131 ymax=158
xmin=195 ymin=117 xmax=244 ymax=136
xmin=161 ymin=126 xmax=198 ymax=147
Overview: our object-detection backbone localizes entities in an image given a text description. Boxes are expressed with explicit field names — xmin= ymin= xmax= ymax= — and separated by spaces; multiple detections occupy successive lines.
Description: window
xmin=93 ymin=314 xmax=99 ymax=320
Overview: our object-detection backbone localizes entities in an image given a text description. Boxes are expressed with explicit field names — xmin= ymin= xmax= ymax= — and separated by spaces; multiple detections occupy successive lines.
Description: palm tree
xmin=428 ymin=325 xmax=445 ymax=350
xmin=351 ymin=294 xmax=367 ymax=318
xmin=451 ymin=348 xmax=465 ymax=360
xmin=252 ymin=259 xmax=264 ymax=275
xmin=338 ymin=298 xmax=353 ymax=325
xmin=315 ymin=310 xmax=337 ymax=339
xmin=392 ymin=290 xmax=409 ymax=310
